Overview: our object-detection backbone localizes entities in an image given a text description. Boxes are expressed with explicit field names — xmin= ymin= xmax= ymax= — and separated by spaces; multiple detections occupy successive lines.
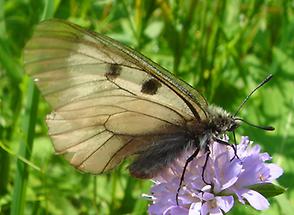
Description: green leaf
xmin=248 ymin=183 xmax=286 ymax=198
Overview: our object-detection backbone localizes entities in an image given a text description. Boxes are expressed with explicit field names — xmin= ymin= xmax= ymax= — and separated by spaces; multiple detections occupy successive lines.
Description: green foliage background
xmin=0 ymin=0 xmax=293 ymax=214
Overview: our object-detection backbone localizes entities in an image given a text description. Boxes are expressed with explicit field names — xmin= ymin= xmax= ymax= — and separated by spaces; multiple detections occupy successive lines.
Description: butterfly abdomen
xmin=129 ymin=132 xmax=194 ymax=179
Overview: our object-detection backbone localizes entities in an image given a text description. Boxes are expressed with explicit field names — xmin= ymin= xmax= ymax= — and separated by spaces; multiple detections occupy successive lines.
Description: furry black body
xmin=129 ymin=105 xmax=239 ymax=178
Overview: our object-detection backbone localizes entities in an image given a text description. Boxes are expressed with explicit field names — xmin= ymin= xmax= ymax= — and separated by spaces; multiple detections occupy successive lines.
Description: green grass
xmin=0 ymin=0 xmax=293 ymax=214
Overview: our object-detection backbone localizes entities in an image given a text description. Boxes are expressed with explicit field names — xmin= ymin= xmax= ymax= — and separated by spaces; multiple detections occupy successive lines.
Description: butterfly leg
xmin=176 ymin=147 xmax=200 ymax=205
xmin=201 ymin=146 xmax=211 ymax=185
xmin=215 ymin=137 xmax=240 ymax=161
xmin=231 ymin=131 xmax=240 ymax=160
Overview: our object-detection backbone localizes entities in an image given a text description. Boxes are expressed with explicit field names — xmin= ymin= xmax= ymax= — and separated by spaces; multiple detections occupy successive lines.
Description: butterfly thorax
xmin=206 ymin=105 xmax=238 ymax=133
xmin=189 ymin=105 xmax=239 ymax=150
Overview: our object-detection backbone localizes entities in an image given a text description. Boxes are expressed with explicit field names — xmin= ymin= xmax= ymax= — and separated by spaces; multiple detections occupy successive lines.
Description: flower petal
xmin=260 ymin=152 xmax=271 ymax=161
xmin=165 ymin=206 xmax=189 ymax=215
xmin=209 ymin=207 xmax=223 ymax=215
xmin=202 ymin=192 xmax=214 ymax=201
xmin=266 ymin=163 xmax=283 ymax=181
xmin=242 ymin=189 xmax=269 ymax=210
xmin=221 ymin=160 xmax=243 ymax=190
xmin=216 ymin=196 xmax=234 ymax=213
xmin=189 ymin=202 xmax=201 ymax=215
xmin=232 ymin=188 xmax=245 ymax=204
xmin=200 ymin=202 xmax=209 ymax=215
xmin=148 ymin=203 xmax=165 ymax=214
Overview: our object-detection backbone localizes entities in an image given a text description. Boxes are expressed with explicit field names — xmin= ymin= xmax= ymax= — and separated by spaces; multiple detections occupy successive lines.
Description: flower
xmin=147 ymin=136 xmax=283 ymax=215
xmin=189 ymin=192 xmax=234 ymax=215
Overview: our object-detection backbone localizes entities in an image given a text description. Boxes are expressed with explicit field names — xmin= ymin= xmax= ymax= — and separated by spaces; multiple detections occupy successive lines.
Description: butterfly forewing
xmin=24 ymin=19 xmax=208 ymax=176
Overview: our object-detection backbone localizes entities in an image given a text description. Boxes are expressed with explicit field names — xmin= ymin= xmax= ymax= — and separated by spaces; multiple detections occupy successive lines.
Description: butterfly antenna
xmin=234 ymin=74 xmax=273 ymax=117
xmin=234 ymin=118 xmax=275 ymax=131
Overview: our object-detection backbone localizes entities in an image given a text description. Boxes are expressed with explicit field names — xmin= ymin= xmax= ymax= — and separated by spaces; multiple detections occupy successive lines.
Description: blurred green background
xmin=0 ymin=0 xmax=293 ymax=214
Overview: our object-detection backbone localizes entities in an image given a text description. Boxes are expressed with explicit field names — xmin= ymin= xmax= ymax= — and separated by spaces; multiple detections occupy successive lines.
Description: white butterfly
xmin=24 ymin=19 xmax=252 ymax=179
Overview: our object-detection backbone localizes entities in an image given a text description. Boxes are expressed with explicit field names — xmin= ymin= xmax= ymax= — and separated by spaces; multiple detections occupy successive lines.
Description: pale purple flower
xmin=188 ymin=192 xmax=234 ymax=215
xmin=147 ymin=136 xmax=283 ymax=215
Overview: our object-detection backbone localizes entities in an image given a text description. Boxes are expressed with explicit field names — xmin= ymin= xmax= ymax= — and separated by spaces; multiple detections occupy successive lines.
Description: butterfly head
xmin=207 ymin=105 xmax=240 ymax=134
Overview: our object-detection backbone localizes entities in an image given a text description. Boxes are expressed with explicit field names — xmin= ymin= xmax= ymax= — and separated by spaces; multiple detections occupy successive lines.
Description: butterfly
xmin=24 ymin=19 xmax=273 ymax=183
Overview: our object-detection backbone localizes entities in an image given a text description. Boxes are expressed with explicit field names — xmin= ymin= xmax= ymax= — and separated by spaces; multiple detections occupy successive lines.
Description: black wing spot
xmin=106 ymin=63 xmax=121 ymax=79
xmin=141 ymin=78 xmax=162 ymax=95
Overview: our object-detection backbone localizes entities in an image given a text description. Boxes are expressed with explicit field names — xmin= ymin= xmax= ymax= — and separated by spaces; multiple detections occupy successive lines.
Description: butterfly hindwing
xmin=24 ymin=19 xmax=208 ymax=176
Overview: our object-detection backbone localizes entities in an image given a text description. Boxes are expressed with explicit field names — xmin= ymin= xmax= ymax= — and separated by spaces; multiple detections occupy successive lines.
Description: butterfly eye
xmin=228 ymin=120 xmax=239 ymax=132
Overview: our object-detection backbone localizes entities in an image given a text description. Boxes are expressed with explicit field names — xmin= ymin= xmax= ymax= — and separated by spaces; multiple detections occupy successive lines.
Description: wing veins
xmin=54 ymin=94 xmax=136 ymax=111
xmin=56 ymin=94 xmax=192 ymax=121
xmin=27 ymin=35 xmax=141 ymax=71
xmin=57 ymin=129 xmax=107 ymax=153
xmin=48 ymin=116 xmax=111 ymax=136
xmin=43 ymin=79 xmax=108 ymax=96
xmin=77 ymin=133 xmax=115 ymax=168
xmin=37 ymin=74 xmax=104 ymax=83
xmin=28 ymin=62 xmax=104 ymax=74
xmin=37 ymin=28 xmax=81 ymax=39
xmin=49 ymin=110 xmax=127 ymax=121
xmin=118 ymin=109 xmax=184 ymax=127
xmin=27 ymin=59 xmax=144 ymax=75
xmin=57 ymin=102 xmax=186 ymax=123
xmin=101 ymin=137 xmax=135 ymax=173
xmin=32 ymin=20 xmax=209 ymax=120
xmin=26 ymin=45 xmax=104 ymax=64
xmin=56 ymin=102 xmax=124 ymax=112
xmin=106 ymin=77 xmax=137 ymax=97
xmin=81 ymin=27 xmax=209 ymax=119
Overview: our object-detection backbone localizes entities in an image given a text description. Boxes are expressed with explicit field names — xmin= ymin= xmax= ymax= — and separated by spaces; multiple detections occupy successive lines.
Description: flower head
xmin=147 ymin=136 xmax=283 ymax=215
